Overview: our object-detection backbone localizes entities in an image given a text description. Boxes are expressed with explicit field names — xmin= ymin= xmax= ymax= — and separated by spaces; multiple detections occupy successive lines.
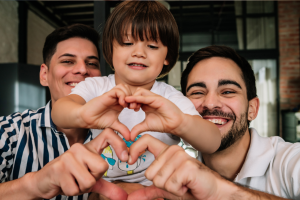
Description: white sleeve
xmin=164 ymin=86 xmax=200 ymax=117
xmin=278 ymin=143 xmax=300 ymax=199
xmin=70 ymin=77 xmax=107 ymax=103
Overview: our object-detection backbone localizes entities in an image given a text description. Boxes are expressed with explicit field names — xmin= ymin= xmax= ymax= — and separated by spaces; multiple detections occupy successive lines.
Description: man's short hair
xmin=181 ymin=45 xmax=257 ymax=101
xmin=43 ymin=24 xmax=100 ymax=67
xmin=102 ymin=1 xmax=179 ymax=78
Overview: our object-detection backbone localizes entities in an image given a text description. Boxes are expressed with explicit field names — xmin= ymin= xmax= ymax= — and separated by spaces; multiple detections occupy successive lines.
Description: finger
xmin=132 ymin=87 xmax=155 ymax=96
xmin=128 ymin=185 xmax=195 ymax=200
xmin=130 ymin=120 xmax=150 ymax=141
xmin=64 ymin=152 xmax=97 ymax=193
xmin=128 ymin=135 xmax=168 ymax=164
xmin=85 ymin=128 xmax=129 ymax=161
xmin=125 ymin=96 xmax=159 ymax=109
xmin=151 ymin=148 xmax=191 ymax=190
xmin=59 ymin=172 xmax=81 ymax=196
xmin=110 ymin=120 xmax=131 ymax=142
xmin=134 ymin=103 xmax=141 ymax=112
xmin=129 ymin=102 xmax=137 ymax=110
xmin=92 ymin=178 xmax=128 ymax=200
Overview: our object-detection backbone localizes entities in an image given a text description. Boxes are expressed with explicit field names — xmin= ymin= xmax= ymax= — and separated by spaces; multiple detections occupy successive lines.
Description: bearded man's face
xmin=186 ymin=57 xmax=252 ymax=150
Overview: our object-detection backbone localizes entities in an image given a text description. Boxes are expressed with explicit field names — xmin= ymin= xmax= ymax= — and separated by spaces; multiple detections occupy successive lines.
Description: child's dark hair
xmin=102 ymin=1 xmax=179 ymax=78
xmin=43 ymin=24 xmax=100 ymax=67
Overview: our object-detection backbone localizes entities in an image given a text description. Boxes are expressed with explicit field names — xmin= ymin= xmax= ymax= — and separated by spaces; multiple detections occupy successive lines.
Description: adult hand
xmin=125 ymin=88 xmax=185 ymax=141
xmin=79 ymin=84 xmax=133 ymax=140
xmin=27 ymin=128 xmax=128 ymax=200
xmin=127 ymin=134 xmax=230 ymax=200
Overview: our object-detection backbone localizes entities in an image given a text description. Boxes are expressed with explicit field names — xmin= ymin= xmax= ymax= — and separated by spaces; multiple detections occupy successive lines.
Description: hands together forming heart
xmin=46 ymin=84 xmax=223 ymax=200
xmin=31 ymin=127 xmax=219 ymax=200
xmin=79 ymin=84 xmax=185 ymax=141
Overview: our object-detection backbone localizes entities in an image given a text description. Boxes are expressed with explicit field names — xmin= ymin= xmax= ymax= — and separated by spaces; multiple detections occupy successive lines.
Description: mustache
xmin=200 ymin=109 xmax=236 ymax=121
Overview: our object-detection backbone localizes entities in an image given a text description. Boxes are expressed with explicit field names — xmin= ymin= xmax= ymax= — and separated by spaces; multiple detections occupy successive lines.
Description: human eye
xmin=221 ymin=90 xmax=236 ymax=97
xmin=61 ymin=60 xmax=73 ymax=64
xmin=187 ymin=90 xmax=205 ymax=98
xmin=148 ymin=45 xmax=158 ymax=49
xmin=123 ymin=42 xmax=133 ymax=46
xmin=87 ymin=62 xmax=99 ymax=68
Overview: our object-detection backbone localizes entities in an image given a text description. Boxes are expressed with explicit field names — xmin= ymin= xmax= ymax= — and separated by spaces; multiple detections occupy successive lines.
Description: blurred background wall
xmin=0 ymin=1 xmax=299 ymax=143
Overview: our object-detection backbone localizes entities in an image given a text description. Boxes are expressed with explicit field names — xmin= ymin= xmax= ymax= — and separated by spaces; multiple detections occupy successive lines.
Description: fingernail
xmin=128 ymin=155 xmax=132 ymax=164
xmin=122 ymin=150 xmax=128 ymax=161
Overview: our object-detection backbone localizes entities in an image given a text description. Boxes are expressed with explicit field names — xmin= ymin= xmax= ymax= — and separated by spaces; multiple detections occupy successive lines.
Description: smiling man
xmin=0 ymin=24 xmax=129 ymax=200
xmin=180 ymin=45 xmax=300 ymax=199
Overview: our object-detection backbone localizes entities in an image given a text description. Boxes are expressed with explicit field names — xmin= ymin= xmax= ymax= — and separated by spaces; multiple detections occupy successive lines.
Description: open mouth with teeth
xmin=67 ymin=82 xmax=79 ymax=87
xmin=128 ymin=63 xmax=148 ymax=68
xmin=205 ymin=118 xmax=229 ymax=126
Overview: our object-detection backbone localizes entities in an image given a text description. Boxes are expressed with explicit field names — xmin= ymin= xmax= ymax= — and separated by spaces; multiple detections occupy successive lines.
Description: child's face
xmin=112 ymin=31 xmax=169 ymax=88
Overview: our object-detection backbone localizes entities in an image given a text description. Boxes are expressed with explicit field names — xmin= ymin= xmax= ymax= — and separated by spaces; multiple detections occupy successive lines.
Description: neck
xmin=114 ymin=73 xmax=155 ymax=93
xmin=202 ymin=129 xmax=251 ymax=181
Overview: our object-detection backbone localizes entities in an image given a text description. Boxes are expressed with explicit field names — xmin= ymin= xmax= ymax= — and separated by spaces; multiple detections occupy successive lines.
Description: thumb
xmin=92 ymin=178 xmax=128 ymax=200
xmin=110 ymin=120 xmax=131 ymax=141
xmin=130 ymin=121 xmax=149 ymax=141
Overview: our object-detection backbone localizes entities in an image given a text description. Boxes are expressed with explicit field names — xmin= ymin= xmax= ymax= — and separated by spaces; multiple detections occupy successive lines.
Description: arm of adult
xmin=52 ymin=84 xmax=133 ymax=140
xmin=125 ymin=88 xmax=220 ymax=153
xmin=0 ymin=128 xmax=129 ymax=200
xmin=127 ymin=135 xmax=289 ymax=200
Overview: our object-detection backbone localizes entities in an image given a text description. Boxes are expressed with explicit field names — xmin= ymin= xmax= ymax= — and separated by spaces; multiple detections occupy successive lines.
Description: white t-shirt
xmin=198 ymin=128 xmax=300 ymax=199
xmin=71 ymin=74 xmax=199 ymax=186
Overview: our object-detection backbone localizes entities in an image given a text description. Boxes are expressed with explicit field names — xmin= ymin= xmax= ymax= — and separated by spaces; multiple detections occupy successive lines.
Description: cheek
xmin=223 ymin=98 xmax=246 ymax=117
xmin=89 ymin=69 xmax=101 ymax=77
xmin=189 ymin=98 xmax=203 ymax=112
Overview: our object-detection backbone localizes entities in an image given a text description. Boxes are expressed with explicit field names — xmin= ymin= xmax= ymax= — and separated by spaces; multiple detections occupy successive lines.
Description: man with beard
xmin=127 ymin=45 xmax=300 ymax=200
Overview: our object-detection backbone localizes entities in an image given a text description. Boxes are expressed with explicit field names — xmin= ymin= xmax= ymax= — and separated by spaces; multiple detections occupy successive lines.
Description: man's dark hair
xmin=43 ymin=24 xmax=100 ymax=67
xmin=181 ymin=45 xmax=257 ymax=101
xmin=102 ymin=1 xmax=179 ymax=78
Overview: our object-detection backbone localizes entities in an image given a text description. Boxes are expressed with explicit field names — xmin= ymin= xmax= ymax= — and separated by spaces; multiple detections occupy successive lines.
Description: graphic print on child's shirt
xmin=101 ymin=131 xmax=147 ymax=176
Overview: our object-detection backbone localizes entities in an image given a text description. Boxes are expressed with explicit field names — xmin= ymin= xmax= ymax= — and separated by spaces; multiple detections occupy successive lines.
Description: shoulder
xmin=152 ymin=81 xmax=183 ymax=98
xmin=151 ymin=82 xmax=199 ymax=115
xmin=268 ymin=136 xmax=300 ymax=197
xmin=0 ymin=108 xmax=42 ymax=140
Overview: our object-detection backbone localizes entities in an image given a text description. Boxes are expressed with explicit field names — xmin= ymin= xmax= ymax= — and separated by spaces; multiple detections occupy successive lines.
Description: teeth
xmin=130 ymin=63 xmax=146 ymax=67
xmin=207 ymin=119 xmax=227 ymax=125
xmin=69 ymin=83 xmax=78 ymax=87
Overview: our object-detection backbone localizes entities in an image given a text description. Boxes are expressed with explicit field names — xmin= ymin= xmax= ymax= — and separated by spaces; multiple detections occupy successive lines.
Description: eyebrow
xmin=186 ymin=82 xmax=206 ymax=93
xmin=58 ymin=53 xmax=99 ymax=61
xmin=186 ymin=79 xmax=242 ymax=93
xmin=218 ymin=79 xmax=242 ymax=89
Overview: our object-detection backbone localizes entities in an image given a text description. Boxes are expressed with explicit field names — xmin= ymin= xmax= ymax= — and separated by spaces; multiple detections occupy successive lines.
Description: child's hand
xmin=125 ymin=88 xmax=185 ymax=141
xmin=80 ymin=84 xmax=133 ymax=140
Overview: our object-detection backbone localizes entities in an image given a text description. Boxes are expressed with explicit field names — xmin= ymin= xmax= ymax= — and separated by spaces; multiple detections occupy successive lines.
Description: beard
xmin=200 ymin=109 xmax=248 ymax=152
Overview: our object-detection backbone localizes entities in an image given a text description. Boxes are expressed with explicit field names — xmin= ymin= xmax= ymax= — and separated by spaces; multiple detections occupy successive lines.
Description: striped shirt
xmin=0 ymin=101 xmax=94 ymax=200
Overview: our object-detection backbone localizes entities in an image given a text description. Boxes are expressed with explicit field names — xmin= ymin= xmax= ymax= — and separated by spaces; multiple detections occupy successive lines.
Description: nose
xmin=131 ymin=43 xmax=146 ymax=58
xmin=201 ymin=92 xmax=222 ymax=111
xmin=72 ymin=60 xmax=88 ymax=75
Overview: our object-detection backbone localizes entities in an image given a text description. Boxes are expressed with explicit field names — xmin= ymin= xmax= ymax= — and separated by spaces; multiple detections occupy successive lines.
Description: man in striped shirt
xmin=0 ymin=24 xmax=128 ymax=200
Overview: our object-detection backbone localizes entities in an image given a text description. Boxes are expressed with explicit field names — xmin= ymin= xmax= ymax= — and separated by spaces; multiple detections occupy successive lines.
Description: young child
xmin=52 ymin=1 xmax=220 ymax=186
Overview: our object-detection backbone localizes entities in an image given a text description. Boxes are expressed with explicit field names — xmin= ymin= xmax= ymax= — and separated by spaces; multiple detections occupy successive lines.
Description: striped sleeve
xmin=0 ymin=112 xmax=22 ymax=182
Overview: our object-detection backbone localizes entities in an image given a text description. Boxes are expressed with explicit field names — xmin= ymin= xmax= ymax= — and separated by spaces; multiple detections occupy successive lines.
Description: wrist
xmin=215 ymin=178 xmax=240 ymax=200
xmin=173 ymin=114 xmax=195 ymax=138
xmin=19 ymin=172 xmax=42 ymax=200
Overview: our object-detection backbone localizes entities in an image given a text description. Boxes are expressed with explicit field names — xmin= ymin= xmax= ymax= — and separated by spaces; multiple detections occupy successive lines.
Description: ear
xmin=248 ymin=97 xmax=260 ymax=121
xmin=163 ymin=59 xmax=169 ymax=66
xmin=40 ymin=64 xmax=49 ymax=87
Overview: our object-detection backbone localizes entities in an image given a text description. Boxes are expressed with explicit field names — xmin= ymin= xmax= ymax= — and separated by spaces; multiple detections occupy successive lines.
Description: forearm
xmin=176 ymin=115 xmax=221 ymax=153
xmin=0 ymin=173 xmax=41 ymax=200
xmin=52 ymin=95 xmax=86 ymax=129
xmin=220 ymin=181 xmax=288 ymax=200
